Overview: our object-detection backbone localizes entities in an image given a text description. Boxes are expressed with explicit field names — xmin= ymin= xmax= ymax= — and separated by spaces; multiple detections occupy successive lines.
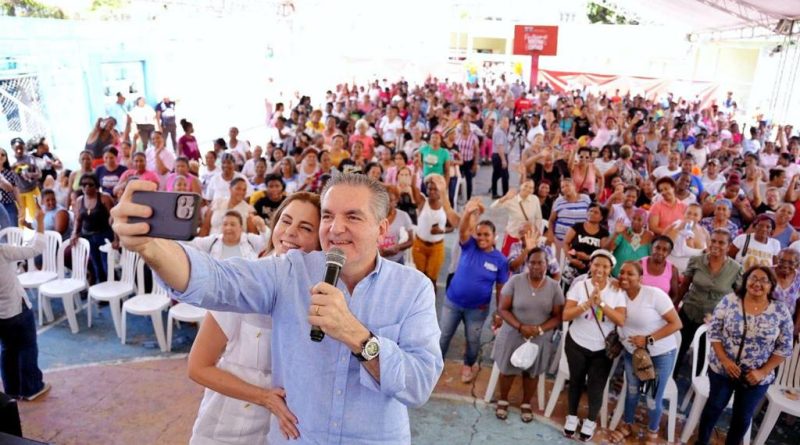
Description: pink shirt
xmin=649 ymin=200 xmax=687 ymax=233
xmin=641 ymin=257 xmax=673 ymax=295
xmin=119 ymin=169 xmax=160 ymax=187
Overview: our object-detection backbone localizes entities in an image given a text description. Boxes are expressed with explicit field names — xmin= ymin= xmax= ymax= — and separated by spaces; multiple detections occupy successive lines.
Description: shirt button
xmin=332 ymin=422 xmax=338 ymax=427
xmin=341 ymin=356 xmax=347 ymax=363
xmin=336 ymin=389 xmax=342 ymax=395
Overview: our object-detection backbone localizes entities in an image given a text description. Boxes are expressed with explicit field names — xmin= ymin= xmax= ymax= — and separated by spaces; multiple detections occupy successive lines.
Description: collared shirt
xmin=681 ymin=255 xmax=742 ymax=323
xmin=162 ymin=247 xmax=443 ymax=445
xmin=454 ymin=132 xmax=478 ymax=162
xmin=490 ymin=195 xmax=543 ymax=237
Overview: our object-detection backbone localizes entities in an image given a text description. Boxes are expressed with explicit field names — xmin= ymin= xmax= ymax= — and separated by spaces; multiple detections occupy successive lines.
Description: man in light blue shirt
xmin=105 ymin=92 xmax=129 ymax=134
xmin=112 ymin=174 xmax=443 ymax=444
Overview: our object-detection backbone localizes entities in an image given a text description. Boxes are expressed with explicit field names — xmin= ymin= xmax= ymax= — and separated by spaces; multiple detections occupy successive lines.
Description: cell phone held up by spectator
xmin=129 ymin=191 xmax=202 ymax=241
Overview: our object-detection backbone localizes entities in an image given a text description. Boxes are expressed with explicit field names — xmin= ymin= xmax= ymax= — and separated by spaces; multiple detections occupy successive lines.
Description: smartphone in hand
xmin=129 ymin=191 xmax=202 ymax=241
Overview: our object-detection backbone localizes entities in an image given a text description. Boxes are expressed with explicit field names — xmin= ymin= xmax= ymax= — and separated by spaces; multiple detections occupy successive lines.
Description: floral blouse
xmin=708 ymin=293 xmax=794 ymax=385
xmin=773 ymin=273 xmax=800 ymax=316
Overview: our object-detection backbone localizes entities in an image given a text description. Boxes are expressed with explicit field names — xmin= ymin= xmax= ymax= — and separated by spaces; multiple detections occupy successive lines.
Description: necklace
xmin=528 ymin=276 xmax=546 ymax=296
xmin=629 ymin=228 xmax=642 ymax=251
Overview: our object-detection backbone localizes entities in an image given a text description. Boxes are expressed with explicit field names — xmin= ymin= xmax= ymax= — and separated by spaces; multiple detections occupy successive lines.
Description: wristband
xmin=537 ymin=326 xmax=544 ymax=336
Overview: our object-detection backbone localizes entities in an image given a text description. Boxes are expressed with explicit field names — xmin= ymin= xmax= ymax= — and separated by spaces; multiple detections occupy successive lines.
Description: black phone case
xmin=129 ymin=191 xmax=202 ymax=241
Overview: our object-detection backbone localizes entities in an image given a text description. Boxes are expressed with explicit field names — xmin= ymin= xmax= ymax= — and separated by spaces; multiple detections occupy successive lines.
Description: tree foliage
xmin=1 ymin=0 xmax=67 ymax=19
xmin=586 ymin=1 xmax=638 ymax=25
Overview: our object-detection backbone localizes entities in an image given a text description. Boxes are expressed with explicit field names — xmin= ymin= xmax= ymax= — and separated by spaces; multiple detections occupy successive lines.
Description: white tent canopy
xmin=612 ymin=0 xmax=800 ymax=37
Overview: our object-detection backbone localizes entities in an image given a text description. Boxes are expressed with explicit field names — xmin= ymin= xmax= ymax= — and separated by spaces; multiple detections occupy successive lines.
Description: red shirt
xmin=514 ymin=98 xmax=533 ymax=117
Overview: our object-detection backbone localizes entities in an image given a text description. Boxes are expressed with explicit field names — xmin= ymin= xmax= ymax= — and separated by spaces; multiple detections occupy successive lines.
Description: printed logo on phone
xmin=175 ymin=195 xmax=196 ymax=220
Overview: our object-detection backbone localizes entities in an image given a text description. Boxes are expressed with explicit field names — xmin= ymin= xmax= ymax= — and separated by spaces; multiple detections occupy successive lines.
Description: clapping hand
xmin=464 ymin=198 xmax=485 ymax=216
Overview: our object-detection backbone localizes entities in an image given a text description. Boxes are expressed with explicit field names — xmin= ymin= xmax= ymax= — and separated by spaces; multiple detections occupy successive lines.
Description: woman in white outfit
xmin=187 ymin=192 xmax=321 ymax=443
xmin=665 ymin=203 xmax=708 ymax=274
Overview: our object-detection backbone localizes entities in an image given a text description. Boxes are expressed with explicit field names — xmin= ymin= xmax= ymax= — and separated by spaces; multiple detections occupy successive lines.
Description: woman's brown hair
xmin=260 ymin=191 xmax=321 ymax=257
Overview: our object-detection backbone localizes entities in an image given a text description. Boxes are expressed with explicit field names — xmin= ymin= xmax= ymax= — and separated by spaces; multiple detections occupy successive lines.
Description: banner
xmin=513 ymin=26 xmax=558 ymax=57
xmin=539 ymin=69 xmax=722 ymax=108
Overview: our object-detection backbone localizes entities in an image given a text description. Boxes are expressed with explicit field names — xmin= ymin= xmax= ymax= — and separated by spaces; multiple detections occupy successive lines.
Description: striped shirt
xmin=552 ymin=194 xmax=592 ymax=241
xmin=454 ymin=132 xmax=478 ymax=162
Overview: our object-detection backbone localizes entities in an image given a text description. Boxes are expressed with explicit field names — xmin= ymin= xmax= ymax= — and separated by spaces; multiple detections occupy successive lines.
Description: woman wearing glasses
xmin=70 ymin=173 xmax=116 ymax=284
xmin=696 ymin=265 xmax=793 ymax=445
xmin=569 ymin=146 xmax=603 ymax=200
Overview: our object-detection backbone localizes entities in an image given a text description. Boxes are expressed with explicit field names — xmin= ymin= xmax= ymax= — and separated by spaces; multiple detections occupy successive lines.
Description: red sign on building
xmin=513 ymin=25 xmax=559 ymax=56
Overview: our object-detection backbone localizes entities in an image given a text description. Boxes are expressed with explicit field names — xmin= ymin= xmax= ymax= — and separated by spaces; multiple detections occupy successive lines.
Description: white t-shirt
xmin=566 ymin=279 xmax=627 ymax=351
xmin=687 ymin=145 xmax=709 ymax=169
xmin=145 ymin=147 xmax=176 ymax=190
xmin=594 ymin=158 xmax=616 ymax=176
xmin=378 ymin=116 xmax=404 ymax=144
xmin=619 ymin=286 xmax=677 ymax=356
xmin=230 ymin=140 xmax=251 ymax=160
xmin=652 ymin=165 xmax=681 ymax=179
xmin=702 ymin=174 xmax=726 ymax=196
xmin=204 ymin=171 xmax=253 ymax=201
xmin=732 ymin=234 xmax=781 ymax=270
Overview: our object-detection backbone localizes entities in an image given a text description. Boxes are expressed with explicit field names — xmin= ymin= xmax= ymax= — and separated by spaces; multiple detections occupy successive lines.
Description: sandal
xmin=495 ymin=400 xmax=509 ymax=420
xmin=520 ymin=403 xmax=533 ymax=423
xmin=645 ymin=430 xmax=661 ymax=445
xmin=607 ymin=422 xmax=632 ymax=444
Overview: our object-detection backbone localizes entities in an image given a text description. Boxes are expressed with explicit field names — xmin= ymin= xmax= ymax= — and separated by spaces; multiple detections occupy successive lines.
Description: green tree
xmin=1 ymin=0 xmax=67 ymax=19
xmin=586 ymin=1 xmax=638 ymax=25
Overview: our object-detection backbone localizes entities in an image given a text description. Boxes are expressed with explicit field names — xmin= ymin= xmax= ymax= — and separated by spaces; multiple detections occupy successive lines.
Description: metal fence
xmin=0 ymin=73 xmax=51 ymax=145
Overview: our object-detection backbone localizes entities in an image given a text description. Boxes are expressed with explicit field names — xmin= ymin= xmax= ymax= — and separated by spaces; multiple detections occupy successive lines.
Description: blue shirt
xmin=164 ymin=246 xmax=443 ymax=444
xmin=672 ymin=172 xmax=704 ymax=197
xmin=446 ymin=238 xmax=508 ymax=309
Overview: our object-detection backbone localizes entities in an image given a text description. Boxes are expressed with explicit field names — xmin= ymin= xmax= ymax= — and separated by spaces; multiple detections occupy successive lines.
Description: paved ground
xmin=11 ymin=163 xmax=797 ymax=444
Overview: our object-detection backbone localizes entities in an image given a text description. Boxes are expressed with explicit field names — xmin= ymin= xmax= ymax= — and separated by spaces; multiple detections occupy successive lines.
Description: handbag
xmin=511 ymin=339 xmax=540 ymax=370
xmin=585 ymin=281 xmax=623 ymax=359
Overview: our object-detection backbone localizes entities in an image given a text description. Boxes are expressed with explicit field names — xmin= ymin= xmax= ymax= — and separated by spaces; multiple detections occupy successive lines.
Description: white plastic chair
xmin=166 ymin=303 xmax=208 ymax=352
xmin=121 ymin=261 xmax=170 ymax=352
xmin=453 ymin=176 xmax=467 ymax=212
xmin=87 ymin=246 xmax=139 ymax=338
xmin=610 ymin=332 xmax=682 ymax=443
xmin=38 ymin=238 xmax=90 ymax=333
xmin=753 ymin=342 xmax=800 ymax=445
xmin=544 ymin=322 xmax=619 ymax=428
xmin=679 ymin=325 xmax=751 ymax=444
xmin=483 ymin=359 xmax=547 ymax=410
xmin=0 ymin=226 xmax=24 ymax=245
xmin=18 ymin=231 xmax=62 ymax=314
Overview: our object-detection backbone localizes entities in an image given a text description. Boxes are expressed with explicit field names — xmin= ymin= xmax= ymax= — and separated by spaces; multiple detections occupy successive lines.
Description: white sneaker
xmin=579 ymin=419 xmax=596 ymax=442
xmin=564 ymin=415 xmax=579 ymax=438
xmin=22 ymin=382 xmax=51 ymax=401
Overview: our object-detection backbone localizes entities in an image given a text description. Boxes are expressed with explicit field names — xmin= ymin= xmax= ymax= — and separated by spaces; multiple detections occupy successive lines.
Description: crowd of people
xmin=2 ymin=75 xmax=800 ymax=444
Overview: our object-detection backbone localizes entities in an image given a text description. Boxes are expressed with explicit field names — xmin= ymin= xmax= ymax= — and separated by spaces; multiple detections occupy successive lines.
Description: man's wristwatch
xmin=353 ymin=332 xmax=380 ymax=362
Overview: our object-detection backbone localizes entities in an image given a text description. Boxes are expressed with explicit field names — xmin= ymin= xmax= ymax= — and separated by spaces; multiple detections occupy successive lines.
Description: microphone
xmin=311 ymin=247 xmax=346 ymax=342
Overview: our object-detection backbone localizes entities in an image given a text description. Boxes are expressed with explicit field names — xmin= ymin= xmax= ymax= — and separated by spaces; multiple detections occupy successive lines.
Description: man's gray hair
xmin=321 ymin=173 xmax=390 ymax=222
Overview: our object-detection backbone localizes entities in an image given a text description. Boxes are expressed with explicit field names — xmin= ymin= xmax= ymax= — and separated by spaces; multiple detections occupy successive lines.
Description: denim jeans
xmin=459 ymin=159 xmax=475 ymax=200
xmin=83 ymin=231 xmax=113 ymax=284
xmin=439 ymin=299 xmax=489 ymax=366
xmin=0 ymin=203 xmax=10 ymax=229
xmin=0 ymin=305 xmax=45 ymax=398
xmin=2 ymin=202 xmax=18 ymax=229
xmin=696 ymin=370 xmax=769 ymax=445
xmin=623 ymin=348 xmax=677 ymax=431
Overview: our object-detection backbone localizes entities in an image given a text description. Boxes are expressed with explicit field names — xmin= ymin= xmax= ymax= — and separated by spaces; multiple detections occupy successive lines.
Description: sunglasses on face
xmin=80 ymin=182 xmax=96 ymax=188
